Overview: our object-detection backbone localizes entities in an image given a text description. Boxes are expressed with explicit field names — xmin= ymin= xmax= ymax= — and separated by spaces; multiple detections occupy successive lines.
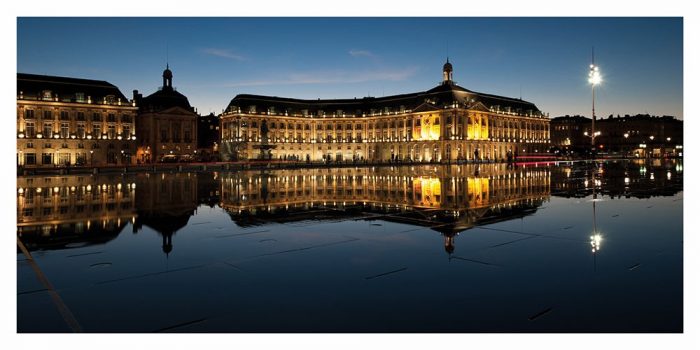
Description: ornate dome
xmin=163 ymin=64 xmax=173 ymax=79
xmin=443 ymin=59 xmax=453 ymax=72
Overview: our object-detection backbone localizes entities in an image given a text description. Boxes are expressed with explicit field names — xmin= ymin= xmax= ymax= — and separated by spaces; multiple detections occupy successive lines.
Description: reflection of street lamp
xmin=589 ymin=163 xmax=602 ymax=270
xmin=588 ymin=49 xmax=602 ymax=155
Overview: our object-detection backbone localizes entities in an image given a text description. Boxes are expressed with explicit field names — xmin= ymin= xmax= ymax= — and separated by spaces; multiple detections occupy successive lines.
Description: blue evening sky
xmin=17 ymin=17 xmax=682 ymax=119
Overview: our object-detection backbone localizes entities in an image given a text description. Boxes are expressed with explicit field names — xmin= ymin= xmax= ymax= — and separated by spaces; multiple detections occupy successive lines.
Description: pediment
xmin=467 ymin=101 xmax=490 ymax=112
xmin=156 ymin=106 xmax=197 ymax=116
xmin=412 ymin=102 xmax=442 ymax=113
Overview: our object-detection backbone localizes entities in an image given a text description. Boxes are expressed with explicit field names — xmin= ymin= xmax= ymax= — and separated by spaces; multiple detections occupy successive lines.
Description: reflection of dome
xmin=443 ymin=234 xmax=455 ymax=255
xmin=162 ymin=235 xmax=173 ymax=255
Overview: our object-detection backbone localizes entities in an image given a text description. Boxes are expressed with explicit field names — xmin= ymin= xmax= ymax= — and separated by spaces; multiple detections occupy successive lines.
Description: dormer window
xmin=248 ymin=105 xmax=257 ymax=113
xmin=42 ymin=90 xmax=53 ymax=101
xmin=75 ymin=92 xmax=85 ymax=103
xmin=105 ymin=95 xmax=116 ymax=104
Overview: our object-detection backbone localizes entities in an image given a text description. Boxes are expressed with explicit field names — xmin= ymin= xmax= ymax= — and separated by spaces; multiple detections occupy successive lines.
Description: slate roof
xmin=138 ymin=87 xmax=194 ymax=112
xmin=225 ymin=81 xmax=542 ymax=117
xmin=17 ymin=73 xmax=130 ymax=103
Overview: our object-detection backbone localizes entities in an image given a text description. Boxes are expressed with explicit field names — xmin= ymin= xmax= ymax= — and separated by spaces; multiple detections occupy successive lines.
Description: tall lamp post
xmin=588 ymin=50 xmax=602 ymax=157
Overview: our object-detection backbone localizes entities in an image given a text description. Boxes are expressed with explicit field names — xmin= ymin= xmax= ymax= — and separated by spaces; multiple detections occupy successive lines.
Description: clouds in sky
xmin=202 ymin=48 xmax=246 ymax=61
xmin=349 ymin=49 xmax=374 ymax=58
xmin=225 ymin=66 xmax=418 ymax=87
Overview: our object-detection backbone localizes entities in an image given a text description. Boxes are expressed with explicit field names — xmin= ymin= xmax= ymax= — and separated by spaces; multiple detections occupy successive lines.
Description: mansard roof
xmin=17 ymin=73 xmax=130 ymax=104
xmin=138 ymin=87 xmax=194 ymax=113
xmin=225 ymin=81 xmax=543 ymax=118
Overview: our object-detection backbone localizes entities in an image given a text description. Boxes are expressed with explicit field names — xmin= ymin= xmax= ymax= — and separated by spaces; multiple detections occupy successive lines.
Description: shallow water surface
xmin=17 ymin=160 xmax=683 ymax=332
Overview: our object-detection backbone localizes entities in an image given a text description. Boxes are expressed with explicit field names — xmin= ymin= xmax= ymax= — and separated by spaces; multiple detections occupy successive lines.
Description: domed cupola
xmin=442 ymin=58 xmax=453 ymax=84
xmin=162 ymin=64 xmax=173 ymax=90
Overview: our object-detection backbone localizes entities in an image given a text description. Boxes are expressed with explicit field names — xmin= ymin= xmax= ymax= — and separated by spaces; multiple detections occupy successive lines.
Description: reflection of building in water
xmin=16 ymin=171 xmax=219 ymax=255
xmin=550 ymin=159 xmax=683 ymax=199
xmin=16 ymin=174 xmax=136 ymax=251
xmin=132 ymin=172 xmax=199 ymax=255
xmin=197 ymin=172 xmax=221 ymax=208
xmin=220 ymin=164 xmax=551 ymax=254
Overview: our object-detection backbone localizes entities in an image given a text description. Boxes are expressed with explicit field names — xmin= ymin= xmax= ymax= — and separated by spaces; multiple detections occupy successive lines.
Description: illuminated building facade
xmin=16 ymin=74 xmax=138 ymax=167
xmin=133 ymin=66 xmax=198 ymax=163
xmin=220 ymin=60 xmax=550 ymax=162
xmin=550 ymin=114 xmax=683 ymax=157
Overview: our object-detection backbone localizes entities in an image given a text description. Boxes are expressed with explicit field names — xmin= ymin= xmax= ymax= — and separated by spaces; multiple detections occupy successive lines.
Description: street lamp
xmin=588 ymin=49 xmax=602 ymax=156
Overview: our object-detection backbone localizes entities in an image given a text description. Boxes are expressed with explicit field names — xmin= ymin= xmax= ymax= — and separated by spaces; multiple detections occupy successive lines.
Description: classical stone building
xmin=220 ymin=60 xmax=550 ymax=163
xmin=551 ymin=114 xmax=683 ymax=157
xmin=133 ymin=66 xmax=198 ymax=163
xmin=17 ymin=74 xmax=138 ymax=167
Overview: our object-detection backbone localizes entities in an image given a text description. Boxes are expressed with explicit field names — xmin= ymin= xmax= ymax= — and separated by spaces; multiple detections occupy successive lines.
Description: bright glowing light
xmin=588 ymin=65 xmax=602 ymax=85
xmin=590 ymin=234 xmax=602 ymax=252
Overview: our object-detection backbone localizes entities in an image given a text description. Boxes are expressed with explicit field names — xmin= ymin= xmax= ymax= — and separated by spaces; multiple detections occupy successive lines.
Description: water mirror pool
xmin=17 ymin=159 xmax=683 ymax=332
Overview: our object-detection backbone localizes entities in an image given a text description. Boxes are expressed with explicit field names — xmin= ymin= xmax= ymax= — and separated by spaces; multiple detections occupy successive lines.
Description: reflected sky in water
xmin=17 ymin=159 xmax=682 ymax=332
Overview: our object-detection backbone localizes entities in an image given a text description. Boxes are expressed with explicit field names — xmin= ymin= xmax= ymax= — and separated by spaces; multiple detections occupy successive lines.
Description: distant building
xmin=550 ymin=114 xmax=683 ymax=157
xmin=219 ymin=60 xmax=550 ymax=163
xmin=133 ymin=65 xmax=198 ymax=163
xmin=197 ymin=113 xmax=220 ymax=161
xmin=16 ymin=73 xmax=138 ymax=167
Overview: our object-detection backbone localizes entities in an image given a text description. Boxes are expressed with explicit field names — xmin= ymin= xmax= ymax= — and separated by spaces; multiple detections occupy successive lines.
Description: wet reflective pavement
xmin=17 ymin=159 xmax=683 ymax=332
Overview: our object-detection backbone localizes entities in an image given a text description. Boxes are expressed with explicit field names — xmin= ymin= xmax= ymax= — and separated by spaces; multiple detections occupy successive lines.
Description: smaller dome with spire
xmin=163 ymin=64 xmax=173 ymax=79
xmin=443 ymin=58 xmax=453 ymax=72
xmin=442 ymin=58 xmax=453 ymax=84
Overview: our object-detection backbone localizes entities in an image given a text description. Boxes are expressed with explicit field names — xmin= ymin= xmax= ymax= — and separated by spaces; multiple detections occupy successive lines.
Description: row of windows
xmin=19 ymin=202 xmax=133 ymax=218
xmin=225 ymin=117 xmax=546 ymax=131
xmin=22 ymin=109 xmax=133 ymax=123
xmin=22 ymin=122 xmax=131 ymax=138
xmin=21 ymin=142 xmax=130 ymax=150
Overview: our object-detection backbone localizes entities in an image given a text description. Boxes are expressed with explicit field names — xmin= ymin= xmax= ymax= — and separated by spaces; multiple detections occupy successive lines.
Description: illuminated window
xmin=43 ymin=123 xmax=53 ymax=138
xmin=25 ymin=122 xmax=35 ymax=137
xmin=60 ymin=122 xmax=69 ymax=138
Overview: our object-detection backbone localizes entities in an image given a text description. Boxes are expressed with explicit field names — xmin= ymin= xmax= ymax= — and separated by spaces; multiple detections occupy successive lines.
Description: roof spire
xmin=446 ymin=39 xmax=449 ymax=63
